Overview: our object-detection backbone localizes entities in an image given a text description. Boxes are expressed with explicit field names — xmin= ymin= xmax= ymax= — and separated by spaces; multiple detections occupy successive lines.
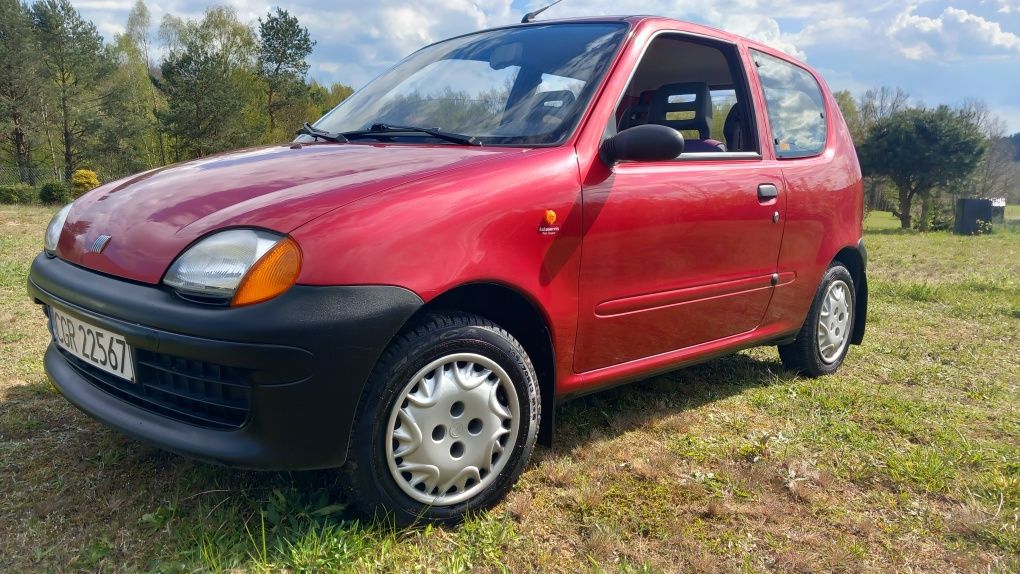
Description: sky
xmin=73 ymin=0 xmax=1020 ymax=133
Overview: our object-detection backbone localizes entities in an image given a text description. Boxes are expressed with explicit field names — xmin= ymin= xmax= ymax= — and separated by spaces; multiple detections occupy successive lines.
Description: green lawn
xmin=1 ymin=206 xmax=1017 ymax=573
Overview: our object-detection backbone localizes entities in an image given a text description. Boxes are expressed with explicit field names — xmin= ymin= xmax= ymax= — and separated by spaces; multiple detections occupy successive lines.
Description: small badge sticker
xmin=538 ymin=210 xmax=560 ymax=235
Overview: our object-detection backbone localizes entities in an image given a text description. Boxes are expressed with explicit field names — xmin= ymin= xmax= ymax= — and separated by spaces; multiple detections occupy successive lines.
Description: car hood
xmin=56 ymin=143 xmax=528 ymax=284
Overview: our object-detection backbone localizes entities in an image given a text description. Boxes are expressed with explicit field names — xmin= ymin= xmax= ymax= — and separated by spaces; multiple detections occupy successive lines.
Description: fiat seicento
xmin=29 ymin=15 xmax=867 ymax=524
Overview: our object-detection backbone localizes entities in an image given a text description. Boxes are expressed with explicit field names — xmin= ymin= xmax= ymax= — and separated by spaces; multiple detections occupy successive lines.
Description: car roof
xmin=513 ymin=15 xmax=806 ymax=68
xmin=518 ymin=15 xmax=743 ymax=42
xmin=424 ymin=15 xmax=814 ymax=79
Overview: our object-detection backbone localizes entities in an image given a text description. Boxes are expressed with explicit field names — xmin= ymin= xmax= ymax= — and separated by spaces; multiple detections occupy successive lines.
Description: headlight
xmin=44 ymin=203 xmax=74 ymax=255
xmin=163 ymin=229 xmax=302 ymax=306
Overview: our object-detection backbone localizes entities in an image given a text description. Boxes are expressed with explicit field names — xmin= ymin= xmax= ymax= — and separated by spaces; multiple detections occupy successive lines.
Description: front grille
xmin=58 ymin=347 xmax=252 ymax=430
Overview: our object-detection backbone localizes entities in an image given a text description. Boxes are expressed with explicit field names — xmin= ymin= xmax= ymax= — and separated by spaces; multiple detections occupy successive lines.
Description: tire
xmin=778 ymin=263 xmax=855 ymax=377
xmin=343 ymin=312 xmax=540 ymax=525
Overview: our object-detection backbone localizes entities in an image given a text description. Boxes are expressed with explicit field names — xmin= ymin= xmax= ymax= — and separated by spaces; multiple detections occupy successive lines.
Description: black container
xmin=954 ymin=198 xmax=993 ymax=235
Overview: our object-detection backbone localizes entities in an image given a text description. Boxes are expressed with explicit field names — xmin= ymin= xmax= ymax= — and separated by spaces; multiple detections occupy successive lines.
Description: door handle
xmin=758 ymin=184 xmax=779 ymax=202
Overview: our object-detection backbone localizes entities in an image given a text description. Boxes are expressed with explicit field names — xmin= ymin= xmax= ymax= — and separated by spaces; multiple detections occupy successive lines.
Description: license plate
xmin=49 ymin=306 xmax=135 ymax=382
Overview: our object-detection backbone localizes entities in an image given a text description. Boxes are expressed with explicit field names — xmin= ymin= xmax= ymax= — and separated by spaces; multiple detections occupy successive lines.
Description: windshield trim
xmin=310 ymin=21 xmax=633 ymax=149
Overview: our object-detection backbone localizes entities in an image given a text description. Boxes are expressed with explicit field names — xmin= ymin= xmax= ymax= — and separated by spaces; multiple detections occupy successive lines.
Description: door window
xmin=612 ymin=34 xmax=759 ymax=155
xmin=751 ymin=50 xmax=828 ymax=158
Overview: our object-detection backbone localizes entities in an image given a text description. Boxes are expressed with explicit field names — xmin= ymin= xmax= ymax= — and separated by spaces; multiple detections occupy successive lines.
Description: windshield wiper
xmin=342 ymin=124 xmax=480 ymax=146
xmin=296 ymin=122 xmax=348 ymax=143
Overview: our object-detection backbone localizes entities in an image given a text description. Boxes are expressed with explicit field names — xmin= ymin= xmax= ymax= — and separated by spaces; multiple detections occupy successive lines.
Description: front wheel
xmin=779 ymin=263 xmax=855 ymax=377
xmin=343 ymin=312 xmax=540 ymax=525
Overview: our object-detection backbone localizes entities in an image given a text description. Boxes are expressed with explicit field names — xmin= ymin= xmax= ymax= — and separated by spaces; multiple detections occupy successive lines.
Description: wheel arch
xmin=832 ymin=240 xmax=867 ymax=345
xmin=412 ymin=282 xmax=557 ymax=446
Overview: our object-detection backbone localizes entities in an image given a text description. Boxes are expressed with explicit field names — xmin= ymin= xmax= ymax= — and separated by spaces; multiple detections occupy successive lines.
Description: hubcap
xmin=385 ymin=353 xmax=520 ymax=506
xmin=817 ymin=279 xmax=852 ymax=364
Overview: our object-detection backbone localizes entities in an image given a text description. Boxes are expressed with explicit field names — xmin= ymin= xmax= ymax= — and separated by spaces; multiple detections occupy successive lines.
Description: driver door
xmin=574 ymin=34 xmax=786 ymax=373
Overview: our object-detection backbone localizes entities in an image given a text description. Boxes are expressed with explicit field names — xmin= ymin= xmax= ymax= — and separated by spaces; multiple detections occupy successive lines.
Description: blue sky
xmin=74 ymin=0 xmax=1020 ymax=133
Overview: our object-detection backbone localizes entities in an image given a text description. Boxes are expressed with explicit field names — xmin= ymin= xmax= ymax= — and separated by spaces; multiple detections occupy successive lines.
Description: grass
xmin=1 ymin=205 xmax=1018 ymax=573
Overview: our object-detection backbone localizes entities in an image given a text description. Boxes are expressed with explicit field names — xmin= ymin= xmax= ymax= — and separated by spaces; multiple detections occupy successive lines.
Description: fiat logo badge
xmin=90 ymin=234 xmax=112 ymax=254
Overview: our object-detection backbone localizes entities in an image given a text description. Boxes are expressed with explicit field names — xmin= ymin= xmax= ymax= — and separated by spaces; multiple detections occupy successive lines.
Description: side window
xmin=751 ymin=50 xmax=827 ymax=158
xmin=613 ymin=35 xmax=758 ymax=155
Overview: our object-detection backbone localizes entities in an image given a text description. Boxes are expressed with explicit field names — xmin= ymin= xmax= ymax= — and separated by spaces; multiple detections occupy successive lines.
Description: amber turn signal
xmin=231 ymin=237 xmax=302 ymax=306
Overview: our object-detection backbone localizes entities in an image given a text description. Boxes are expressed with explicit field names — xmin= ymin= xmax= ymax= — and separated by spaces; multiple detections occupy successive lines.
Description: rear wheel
xmin=343 ymin=312 xmax=540 ymax=525
xmin=779 ymin=263 xmax=855 ymax=377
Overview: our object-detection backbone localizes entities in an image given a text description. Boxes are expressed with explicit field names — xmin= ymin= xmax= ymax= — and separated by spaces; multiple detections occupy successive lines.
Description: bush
xmin=929 ymin=208 xmax=953 ymax=232
xmin=70 ymin=169 xmax=101 ymax=197
xmin=973 ymin=219 xmax=993 ymax=236
xmin=0 ymin=183 xmax=38 ymax=205
xmin=39 ymin=182 xmax=71 ymax=204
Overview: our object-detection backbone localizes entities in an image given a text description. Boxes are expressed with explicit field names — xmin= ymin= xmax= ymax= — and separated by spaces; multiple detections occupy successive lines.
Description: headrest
xmin=526 ymin=90 xmax=576 ymax=127
xmin=618 ymin=91 xmax=657 ymax=130
xmin=648 ymin=82 xmax=713 ymax=139
xmin=533 ymin=90 xmax=575 ymax=110
xmin=724 ymin=105 xmax=746 ymax=151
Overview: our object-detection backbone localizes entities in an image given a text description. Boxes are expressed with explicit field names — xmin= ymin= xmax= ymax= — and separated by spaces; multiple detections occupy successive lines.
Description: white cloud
xmin=73 ymin=0 xmax=135 ymax=9
xmin=889 ymin=5 xmax=1020 ymax=60
xmin=984 ymin=0 xmax=1015 ymax=14
xmin=524 ymin=0 xmax=826 ymax=58
xmin=277 ymin=0 xmax=518 ymax=84
xmin=992 ymin=104 xmax=1020 ymax=133
xmin=790 ymin=17 xmax=870 ymax=47
xmin=67 ymin=0 xmax=1020 ymax=133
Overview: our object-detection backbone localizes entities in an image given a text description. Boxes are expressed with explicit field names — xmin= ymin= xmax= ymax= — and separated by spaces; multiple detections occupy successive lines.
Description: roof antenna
xmin=521 ymin=0 xmax=564 ymax=23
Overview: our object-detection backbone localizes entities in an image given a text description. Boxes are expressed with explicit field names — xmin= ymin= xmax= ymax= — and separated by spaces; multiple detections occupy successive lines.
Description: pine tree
xmin=0 ymin=0 xmax=43 ymax=183
xmin=31 ymin=0 xmax=109 ymax=181
xmin=257 ymin=8 xmax=315 ymax=140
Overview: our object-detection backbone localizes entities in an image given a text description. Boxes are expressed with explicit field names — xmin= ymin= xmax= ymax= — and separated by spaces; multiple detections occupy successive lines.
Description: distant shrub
xmin=0 ymin=183 xmax=38 ymax=204
xmin=972 ymin=219 xmax=993 ymax=236
xmin=70 ymin=169 xmax=101 ymax=197
xmin=929 ymin=210 xmax=953 ymax=232
xmin=39 ymin=182 xmax=71 ymax=204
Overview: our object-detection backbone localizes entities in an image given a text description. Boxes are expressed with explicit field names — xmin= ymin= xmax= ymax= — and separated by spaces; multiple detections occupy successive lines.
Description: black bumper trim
xmin=851 ymin=238 xmax=868 ymax=345
xmin=59 ymin=347 xmax=251 ymax=429
xmin=29 ymin=254 xmax=423 ymax=470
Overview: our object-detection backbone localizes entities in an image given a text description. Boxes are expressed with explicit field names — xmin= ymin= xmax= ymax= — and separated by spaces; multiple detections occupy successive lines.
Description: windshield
xmin=308 ymin=23 xmax=629 ymax=146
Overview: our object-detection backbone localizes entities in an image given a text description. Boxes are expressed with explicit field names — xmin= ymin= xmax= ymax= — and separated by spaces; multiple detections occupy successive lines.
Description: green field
xmin=1 ymin=206 xmax=1017 ymax=573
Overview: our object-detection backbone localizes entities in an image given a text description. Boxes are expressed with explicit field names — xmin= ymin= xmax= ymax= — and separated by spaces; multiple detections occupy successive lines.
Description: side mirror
xmin=599 ymin=124 xmax=685 ymax=165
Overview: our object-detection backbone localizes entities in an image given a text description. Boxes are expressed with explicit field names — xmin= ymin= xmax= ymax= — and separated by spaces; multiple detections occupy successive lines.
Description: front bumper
xmin=28 ymin=253 xmax=422 ymax=470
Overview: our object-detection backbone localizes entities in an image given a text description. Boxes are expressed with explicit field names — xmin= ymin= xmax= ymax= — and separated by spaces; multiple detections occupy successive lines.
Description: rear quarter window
xmin=752 ymin=50 xmax=827 ymax=159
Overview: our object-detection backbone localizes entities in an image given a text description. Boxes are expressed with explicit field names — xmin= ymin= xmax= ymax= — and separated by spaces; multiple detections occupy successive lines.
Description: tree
xmin=0 ymin=0 xmax=42 ymax=183
xmin=157 ymin=7 xmax=260 ymax=158
xmin=858 ymin=86 xmax=909 ymax=128
xmin=307 ymin=80 xmax=354 ymax=117
xmin=257 ymin=8 xmax=314 ymax=139
xmin=833 ymin=90 xmax=864 ymax=143
xmin=1 ymin=2 xmax=355 ymax=175
xmin=31 ymin=0 xmax=109 ymax=181
xmin=859 ymin=106 xmax=987 ymax=230
xmin=855 ymin=87 xmax=911 ymax=213
xmin=958 ymin=100 xmax=1014 ymax=201
xmin=125 ymin=0 xmax=165 ymax=164
xmin=94 ymin=31 xmax=154 ymax=177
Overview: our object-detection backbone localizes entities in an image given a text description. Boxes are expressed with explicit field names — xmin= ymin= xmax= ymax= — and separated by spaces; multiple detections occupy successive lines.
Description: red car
xmin=29 ymin=15 xmax=866 ymax=524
